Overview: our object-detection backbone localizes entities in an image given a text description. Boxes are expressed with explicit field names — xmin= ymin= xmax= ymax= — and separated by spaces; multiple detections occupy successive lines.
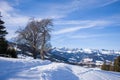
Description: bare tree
xmin=16 ymin=18 xmax=53 ymax=59
xmin=39 ymin=19 xmax=53 ymax=59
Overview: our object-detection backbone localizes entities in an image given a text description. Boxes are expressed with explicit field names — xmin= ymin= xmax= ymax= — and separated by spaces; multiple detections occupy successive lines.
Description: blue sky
xmin=0 ymin=0 xmax=120 ymax=50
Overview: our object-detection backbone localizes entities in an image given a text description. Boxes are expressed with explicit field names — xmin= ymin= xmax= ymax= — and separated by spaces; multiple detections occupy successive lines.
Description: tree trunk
xmin=40 ymin=31 xmax=46 ymax=60
xmin=33 ymin=48 xmax=37 ymax=59
xmin=40 ymin=50 xmax=44 ymax=60
xmin=33 ymin=53 xmax=37 ymax=59
xmin=40 ymin=42 xmax=45 ymax=60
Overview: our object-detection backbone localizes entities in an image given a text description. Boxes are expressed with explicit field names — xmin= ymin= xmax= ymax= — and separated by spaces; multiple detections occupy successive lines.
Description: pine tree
xmin=6 ymin=47 xmax=17 ymax=58
xmin=101 ymin=61 xmax=107 ymax=70
xmin=109 ymin=62 xmax=114 ymax=71
xmin=105 ymin=65 xmax=110 ymax=71
xmin=114 ymin=56 xmax=120 ymax=72
xmin=101 ymin=57 xmax=120 ymax=72
xmin=0 ymin=12 xmax=8 ymax=56
xmin=101 ymin=61 xmax=110 ymax=71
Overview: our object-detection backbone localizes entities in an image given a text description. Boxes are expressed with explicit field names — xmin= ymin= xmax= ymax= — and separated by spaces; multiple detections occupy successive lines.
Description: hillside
xmin=0 ymin=57 xmax=120 ymax=80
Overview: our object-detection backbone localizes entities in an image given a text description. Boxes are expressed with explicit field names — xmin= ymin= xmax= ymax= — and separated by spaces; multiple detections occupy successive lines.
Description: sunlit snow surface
xmin=0 ymin=57 xmax=120 ymax=80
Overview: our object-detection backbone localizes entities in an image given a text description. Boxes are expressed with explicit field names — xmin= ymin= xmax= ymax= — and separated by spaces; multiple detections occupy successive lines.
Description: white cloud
xmin=55 ymin=20 xmax=111 ymax=25
xmin=70 ymin=33 xmax=120 ymax=39
xmin=0 ymin=0 xmax=119 ymax=40
xmin=0 ymin=0 xmax=29 ymax=40
xmin=47 ymin=0 xmax=119 ymax=18
xmin=100 ymin=0 xmax=119 ymax=7
xmin=0 ymin=1 xmax=14 ymax=13
xmin=4 ymin=15 xmax=29 ymax=27
xmin=53 ymin=20 xmax=111 ymax=35
xmin=0 ymin=0 xmax=29 ymax=26
xmin=45 ymin=0 xmax=119 ymax=19
xmin=6 ymin=30 xmax=17 ymax=40
xmin=54 ymin=20 xmax=91 ymax=25
xmin=71 ymin=34 xmax=103 ymax=39
xmin=53 ymin=25 xmax=94 ymax=35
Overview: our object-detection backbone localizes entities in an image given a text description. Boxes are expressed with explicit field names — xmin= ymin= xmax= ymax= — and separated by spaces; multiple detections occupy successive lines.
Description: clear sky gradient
xmin=0 ymin=0 xmax=120 ymax=50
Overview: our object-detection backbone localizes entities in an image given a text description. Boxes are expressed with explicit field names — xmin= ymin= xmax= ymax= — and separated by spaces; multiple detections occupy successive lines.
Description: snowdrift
xmin=0 ymin=57 xmax=120 ymax=80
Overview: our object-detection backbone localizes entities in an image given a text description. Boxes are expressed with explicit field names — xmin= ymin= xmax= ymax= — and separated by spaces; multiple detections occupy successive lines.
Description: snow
xmin=115 ymin=51 xmax=120 ymax=54
xmin=82 ymin=58 xmax=93 ymax=62
xmin=67 ymin=50 xmax=72 ymax=53
xmin=0 ymin=57 xmax=120 ymax=80
xmin=53 ymin=47 xmax=120 ymax=55
xmin=96 ymin=61 xmax=104 ymax=66
xmin=83 ymin=48 xmax=92 ymax=53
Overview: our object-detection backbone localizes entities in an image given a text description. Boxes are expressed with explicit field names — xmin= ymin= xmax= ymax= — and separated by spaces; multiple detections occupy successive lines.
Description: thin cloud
xmin=0 ymin=1 xmax=14 ymax=13
xmin=6 ymin=30 xmax=17 ymax=40
xmin=70 ymin=33 xmax=120 ymax=39
xmin=71 ymin=34 xmax=103 ymax=39
xmin=0 ymin=1 xmax=29 ymax=26
xmin=53 ymin=24 xmax=94 ymax=35
xmin=32 ymin=0 xmax=118 ymax=19
xmin=47 ymin=0 xmax=119 ymax=18
xmin=0 ymin=0 xmax=119 ymax=40
xmin=54 ymin=20 xmax=110 ymax=25
xmin=100 ymin=0 xmax=119 ymax=7
xmin=53 ymin=20 xmax=111 ymax=35
xmin=0 ymin=0 xmax=30 ymax=40
xmin=54 ymin=20 xmax=91 ymax=25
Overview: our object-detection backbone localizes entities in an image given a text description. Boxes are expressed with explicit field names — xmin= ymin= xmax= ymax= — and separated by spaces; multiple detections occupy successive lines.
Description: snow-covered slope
xmin=0 ymin=57 xmax=120 ymax=80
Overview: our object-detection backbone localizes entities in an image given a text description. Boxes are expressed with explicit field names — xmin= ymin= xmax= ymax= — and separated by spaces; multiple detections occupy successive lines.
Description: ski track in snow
xmin=0 ymin=57 xmax=120 ymax=80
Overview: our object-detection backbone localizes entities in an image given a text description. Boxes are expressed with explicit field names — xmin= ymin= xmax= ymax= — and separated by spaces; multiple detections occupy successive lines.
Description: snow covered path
xmin=0 ymin=57 xmax=120 ymax=80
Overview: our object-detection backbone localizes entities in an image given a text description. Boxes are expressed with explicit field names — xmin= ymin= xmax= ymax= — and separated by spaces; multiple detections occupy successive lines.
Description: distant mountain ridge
xmin=52 ymin=47 xmax=120 ymax=54
xmin=48 ymin=47 xmax=120 ymax=63
xmin=8 ymin=42 xmax=120 ymax=65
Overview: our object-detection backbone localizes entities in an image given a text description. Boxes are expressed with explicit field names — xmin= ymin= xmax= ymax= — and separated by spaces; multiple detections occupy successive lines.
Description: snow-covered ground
xmin=0 ymin=57 xmax=120 ymax=80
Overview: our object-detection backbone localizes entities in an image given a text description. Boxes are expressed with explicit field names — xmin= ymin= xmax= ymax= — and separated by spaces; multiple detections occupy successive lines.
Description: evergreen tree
xmin=102 ymin=56 xmax=120 ymax=72
xmin=114 ymin=56 xmax=120 ymax=72
xmin=105 ymin=65 xmax=110 ymax=71
xmin=109 ymin=62 xmax=114 ymax=71
xmin=0 ymin=12 xmax=8 ymax=56
xmin=101 ymin=61 xmax=110 ymax=71
xmin=101 ymin=61 xmax=107 ymax=70
xmin=10 ymin=48 xmax=17 ymax=58
xmin=6 ymin=47 xmax=17 ymax=58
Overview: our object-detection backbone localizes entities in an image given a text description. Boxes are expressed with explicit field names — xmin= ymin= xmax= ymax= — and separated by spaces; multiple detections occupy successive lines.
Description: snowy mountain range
xmin=52 ymin=47 xmax=120 ymax=55
xmin=10 ymin=40 xmax=120 ymax=65
xmin=48 ymin=47 xmax=120 ymax=64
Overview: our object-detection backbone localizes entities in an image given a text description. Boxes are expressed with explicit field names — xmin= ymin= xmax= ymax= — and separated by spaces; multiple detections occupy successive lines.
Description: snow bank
xmin=0 ymin=57 xmax=120 ymax=80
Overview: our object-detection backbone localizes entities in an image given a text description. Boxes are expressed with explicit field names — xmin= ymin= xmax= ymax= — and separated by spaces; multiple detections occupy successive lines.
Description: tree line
xmin=101 ymin=56 xmax=120 ymax=72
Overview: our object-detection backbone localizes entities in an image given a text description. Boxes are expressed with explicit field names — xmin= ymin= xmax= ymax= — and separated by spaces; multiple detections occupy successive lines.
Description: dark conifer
xmin=114 ymin=56 xmax=120 ymax=72
xmin=0 ymin=12 xmax=8 ymax=56
xmin=101 ymin=61 xmax=107 ymax=70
